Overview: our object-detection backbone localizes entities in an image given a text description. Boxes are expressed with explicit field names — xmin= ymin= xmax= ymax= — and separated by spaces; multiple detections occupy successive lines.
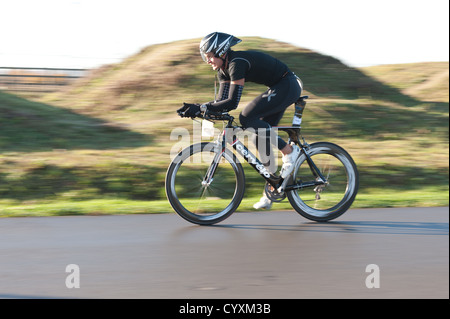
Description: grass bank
xmin=1 ymin=186 xmax=447 ymax=217
xmin=0 ymin=38 xmax=448 ymax=217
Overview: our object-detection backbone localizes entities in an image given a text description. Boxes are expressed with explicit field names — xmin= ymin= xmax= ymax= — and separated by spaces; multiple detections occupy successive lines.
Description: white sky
xmin=1 ymin=0 xmax=449 ymax=69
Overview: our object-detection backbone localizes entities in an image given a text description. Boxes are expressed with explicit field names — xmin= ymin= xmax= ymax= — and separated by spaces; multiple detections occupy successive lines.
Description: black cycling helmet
xmin=199 ymin=32 xmax=242 ymax=62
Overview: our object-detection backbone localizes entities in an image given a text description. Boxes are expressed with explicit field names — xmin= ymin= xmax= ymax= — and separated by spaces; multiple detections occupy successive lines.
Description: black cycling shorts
xmin=239 ymin=73 xmax=302 ymax=151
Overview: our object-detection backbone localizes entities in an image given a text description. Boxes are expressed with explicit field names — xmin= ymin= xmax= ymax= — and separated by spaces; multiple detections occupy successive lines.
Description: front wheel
xmin=165 ymin=142 xmax=245 ymax=225
xmin=287 ymin=142 xmax=359 ymax=221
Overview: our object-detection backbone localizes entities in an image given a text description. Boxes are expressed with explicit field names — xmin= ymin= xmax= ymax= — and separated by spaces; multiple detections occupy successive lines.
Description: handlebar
xmin=203 ymin=110 xmax=234 ymax=122
xmin=178 ymin=109 xmax=234 ymax=122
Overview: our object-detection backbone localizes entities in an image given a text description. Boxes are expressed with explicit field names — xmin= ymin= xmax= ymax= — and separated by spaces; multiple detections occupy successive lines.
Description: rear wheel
xmin=287 ymin=142 xmax=359 ymax=221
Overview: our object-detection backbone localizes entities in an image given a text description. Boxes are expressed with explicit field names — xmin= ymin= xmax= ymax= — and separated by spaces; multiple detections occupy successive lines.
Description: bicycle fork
xmin=201 ymin=144 xmax=225 ymax=187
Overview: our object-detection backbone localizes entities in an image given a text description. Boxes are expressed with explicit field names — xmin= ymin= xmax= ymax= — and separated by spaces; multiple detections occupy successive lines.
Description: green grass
xmin=1 ymin=186 xmax=447 ymax=218
xmin=0 ymin=199 xmax=168 ymax=217
xmin=0 ymin=37 xmax=448 ymax=217
xmin=0 ymin=92 xmax=151 ymax=152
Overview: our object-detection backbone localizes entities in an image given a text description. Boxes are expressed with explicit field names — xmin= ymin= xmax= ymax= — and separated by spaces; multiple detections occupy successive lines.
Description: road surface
xmin=0 ymin=207 xmax=448 ymax=299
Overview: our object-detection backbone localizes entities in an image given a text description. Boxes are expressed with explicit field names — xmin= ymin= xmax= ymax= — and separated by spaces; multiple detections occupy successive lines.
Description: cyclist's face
xmin=205 ymin=53 xmax=223 ymax=70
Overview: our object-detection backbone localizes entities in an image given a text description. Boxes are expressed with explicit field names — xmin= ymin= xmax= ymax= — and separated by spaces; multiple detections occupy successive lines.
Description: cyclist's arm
xmin=205 ymin=79 xmax=245 ymax=112
xmin=216 ymin=82 xmax=230 ymax=102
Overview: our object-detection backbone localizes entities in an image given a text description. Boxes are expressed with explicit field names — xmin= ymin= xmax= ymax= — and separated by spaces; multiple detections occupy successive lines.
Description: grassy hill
xmin=361 ymin=62 xmax=449 ymax=103
xmin=0 ymin=37 xmax=448 ymax=216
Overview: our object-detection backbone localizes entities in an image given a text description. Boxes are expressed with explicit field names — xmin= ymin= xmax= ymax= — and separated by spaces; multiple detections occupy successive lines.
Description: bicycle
xmin=165 ymin=96 xmax=359 ymax=225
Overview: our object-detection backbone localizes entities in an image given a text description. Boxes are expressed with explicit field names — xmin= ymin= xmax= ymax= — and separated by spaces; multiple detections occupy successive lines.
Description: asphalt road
xmin=0 ymin=207 xmax=448 ymax=299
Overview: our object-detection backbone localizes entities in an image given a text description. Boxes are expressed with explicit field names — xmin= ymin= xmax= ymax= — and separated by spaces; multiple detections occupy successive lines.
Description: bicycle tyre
xmin=165 ymin=142 xmax=245 ymax=225
xmin=287 ymin=142 xmax=359 ymax=222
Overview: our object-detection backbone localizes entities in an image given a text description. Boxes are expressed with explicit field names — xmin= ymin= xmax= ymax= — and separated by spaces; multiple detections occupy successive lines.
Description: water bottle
xmin=292 ymin=100 xmax=306 ymax=127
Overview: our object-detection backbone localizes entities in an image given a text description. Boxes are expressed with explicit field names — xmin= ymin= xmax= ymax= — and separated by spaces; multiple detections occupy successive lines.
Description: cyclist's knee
xmin=240 ymin=112 xmax=271 ymax=131
xmin=239 ymin=113 xmax=251 ymax=129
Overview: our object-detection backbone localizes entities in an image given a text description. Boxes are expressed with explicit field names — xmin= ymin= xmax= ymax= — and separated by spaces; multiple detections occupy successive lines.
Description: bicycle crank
xmin=264 ymin=182 xmax=286 ymax=202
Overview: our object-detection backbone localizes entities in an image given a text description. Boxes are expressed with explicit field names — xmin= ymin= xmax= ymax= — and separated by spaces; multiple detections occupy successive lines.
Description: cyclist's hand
xmin=176 ymin=103 xmax=189 ymax=116
xmin=178 ymin=103 xmax=201 ymax=118
xmin=185 ymin=104 xmax=201 ymax=118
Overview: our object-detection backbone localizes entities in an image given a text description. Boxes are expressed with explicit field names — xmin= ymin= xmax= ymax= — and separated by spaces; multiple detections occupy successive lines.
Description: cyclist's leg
xmin=241 ymin=98 xmax=285 ymax=174
xmin=252 ymin=112 xmax=284 ymax=174
xmin=240 ymin=75 xmax=301 ymax=134
xmin=239 ymin=75 xmax=301 ymax=165
xmin=240 ymin=75 xmax=301 ymax=209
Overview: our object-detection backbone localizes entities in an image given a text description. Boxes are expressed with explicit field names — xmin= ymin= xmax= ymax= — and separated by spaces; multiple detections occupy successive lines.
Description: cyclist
xmin=178 ymin=32 xmax=302 ymax=210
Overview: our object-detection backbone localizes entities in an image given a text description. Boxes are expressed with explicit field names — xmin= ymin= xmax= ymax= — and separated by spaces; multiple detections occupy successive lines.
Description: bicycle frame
xmin=204 ymin=116 xmax=327 ymax=193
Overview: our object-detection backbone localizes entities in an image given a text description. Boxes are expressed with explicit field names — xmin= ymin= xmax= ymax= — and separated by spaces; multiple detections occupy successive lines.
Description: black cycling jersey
xmin=205 ymin=49 xmax=302 ymax=156
xmin=218 ymin=50 xmax=290 ymax=87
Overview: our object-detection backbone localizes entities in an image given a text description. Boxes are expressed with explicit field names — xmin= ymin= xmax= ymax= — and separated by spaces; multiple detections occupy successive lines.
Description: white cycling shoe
xmin=280 ymin=144 xmax=301 ymax=179
xmin=253 ymin=195 xmax=273 ymax=210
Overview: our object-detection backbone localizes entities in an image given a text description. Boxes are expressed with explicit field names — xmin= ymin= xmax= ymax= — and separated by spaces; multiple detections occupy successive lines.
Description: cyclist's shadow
xmin=211 ymin=220 xmax=449 ymax=236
